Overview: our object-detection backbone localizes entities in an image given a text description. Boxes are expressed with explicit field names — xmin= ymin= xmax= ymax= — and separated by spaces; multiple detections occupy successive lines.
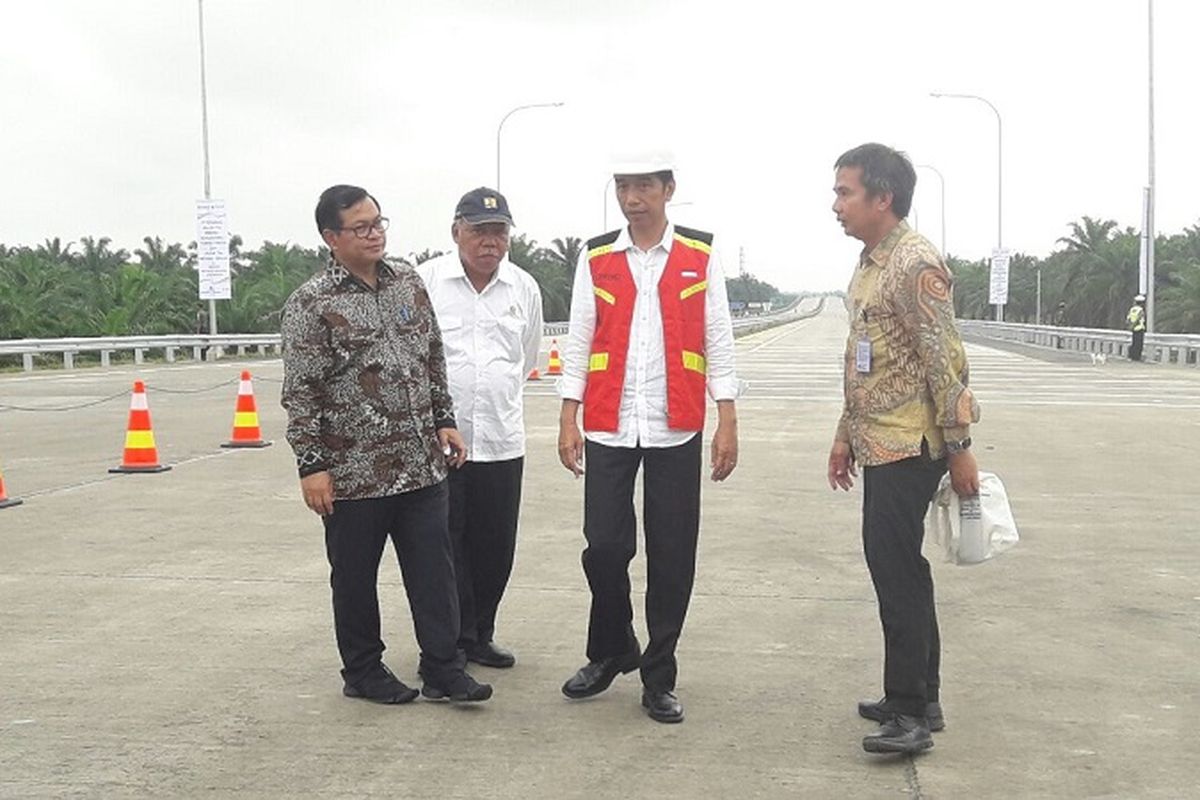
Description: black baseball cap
xmin=454 ymin=187 xmax=514 ymax=225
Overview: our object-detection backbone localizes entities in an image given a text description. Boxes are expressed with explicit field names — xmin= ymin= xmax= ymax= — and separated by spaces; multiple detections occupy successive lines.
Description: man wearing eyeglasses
xmin=281 ymin=184 xmax=492 ymax=705
xmin=416 ymin=187 xmax=543 ymax=671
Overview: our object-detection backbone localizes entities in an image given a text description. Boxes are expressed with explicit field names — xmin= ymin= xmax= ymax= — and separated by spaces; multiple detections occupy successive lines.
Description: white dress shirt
xmin=557 ymin=222 xmax=740 ymax=449
xmin=418 ymin=253 xmax=544 ymax=462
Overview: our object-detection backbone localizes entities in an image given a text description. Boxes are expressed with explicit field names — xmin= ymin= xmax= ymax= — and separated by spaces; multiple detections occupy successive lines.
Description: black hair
xmin=834 ymin=143 xmax=916 ymax=219
xmin=314 ymin=185 xmax=380 ymax=234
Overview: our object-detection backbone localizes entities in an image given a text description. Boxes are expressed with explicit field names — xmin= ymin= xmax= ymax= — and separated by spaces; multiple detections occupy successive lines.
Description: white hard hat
xmin=1135 ymin=294 xmax=1146 ymax=302
xmin=610 ymin=148 xmax=676 ymax=176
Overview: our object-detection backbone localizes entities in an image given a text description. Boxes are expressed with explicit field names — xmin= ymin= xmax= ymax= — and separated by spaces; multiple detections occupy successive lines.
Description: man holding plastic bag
xmin=827 ymin=143 xmax=981 ymax=755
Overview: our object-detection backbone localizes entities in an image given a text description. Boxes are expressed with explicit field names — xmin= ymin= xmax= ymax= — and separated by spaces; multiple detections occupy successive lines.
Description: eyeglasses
xmin=339 ymin=217 xmax=390 ymax=238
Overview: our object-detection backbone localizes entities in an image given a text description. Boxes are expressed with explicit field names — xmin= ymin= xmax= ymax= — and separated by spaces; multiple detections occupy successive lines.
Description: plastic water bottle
xmin=957 ymin=494 xmax=987 ymax=564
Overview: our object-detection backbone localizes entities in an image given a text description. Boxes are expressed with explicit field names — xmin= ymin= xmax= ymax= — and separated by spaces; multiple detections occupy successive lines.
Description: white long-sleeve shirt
xmin=557 ymin=222 xmax=740 ymax=449
xmin=418 ymin=253 xmax=544 ymax=462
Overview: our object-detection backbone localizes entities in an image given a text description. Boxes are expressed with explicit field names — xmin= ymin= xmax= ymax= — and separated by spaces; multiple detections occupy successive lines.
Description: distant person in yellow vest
xmin=556 ymin=151 xmax=741 ymax=724
xmin=1127 ymin=294 xmax=1147 ymax=361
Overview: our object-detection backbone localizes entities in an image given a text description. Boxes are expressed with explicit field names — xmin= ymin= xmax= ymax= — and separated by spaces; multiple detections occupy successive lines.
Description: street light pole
xmin=930 ymin=91 xmax=1003 ymax=321
xmin=495 ymin=102 xmax=564 ymax=191
xmin=1146 ymin=0 xmax=1157 ymax=332
xmin=601 ymin=176 xmax=614 ymax=230
xmin=197 ymin=0 xmax=217 ymax=336
xmin=915 ymin=163 xmax=946 ymax=257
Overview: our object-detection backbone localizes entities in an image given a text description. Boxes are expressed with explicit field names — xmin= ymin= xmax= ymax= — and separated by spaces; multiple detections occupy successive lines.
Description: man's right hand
xmin=300 ymin=471 xmax=335 ymax=516
xmin=558 ymin=401 xmax=585 ymax=477
xmin=827 ymin=440 xmax=857 ymax=491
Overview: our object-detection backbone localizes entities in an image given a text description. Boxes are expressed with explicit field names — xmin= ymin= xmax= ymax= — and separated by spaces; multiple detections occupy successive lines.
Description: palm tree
xmin=1057 ymin=217 xmax=1138 ymax=328
xmin=548 ymin=236 xmax=583 ymax=284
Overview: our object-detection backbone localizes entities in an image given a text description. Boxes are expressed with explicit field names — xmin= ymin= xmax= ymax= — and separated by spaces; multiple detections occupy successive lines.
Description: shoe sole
xmin=862 ymin=737 xmax=934 ymax=754
xmin=420 ymin=685 xmax=493 ymax=703
xmin=561 ymin=659 xmax=640 ymax=699
xmin=342 ymin=686 xmax=419 ymax=705
xmin=858 ymin=704 xmax=945 ymax=732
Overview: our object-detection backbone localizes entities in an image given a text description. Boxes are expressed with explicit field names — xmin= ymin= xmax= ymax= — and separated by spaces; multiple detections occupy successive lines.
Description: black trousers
xmin=1130 ymin=330 xmax=1145 ymax=361
xmin=447 ymin=457 xmax=523 ymax=649
xmin=323 ymin=481 xmax=464 ymax=686
xmin=861 ymin=449 xmax=947 ymax=717
xmin=582 ymin=435 xmax=702 ymax=692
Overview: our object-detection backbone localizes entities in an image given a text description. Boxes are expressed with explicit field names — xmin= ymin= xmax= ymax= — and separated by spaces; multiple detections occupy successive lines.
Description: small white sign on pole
xmin=195 ymin=199 xmax=231 ymax=300
xmin=989 ymin=247 xmax=1011 ymax=306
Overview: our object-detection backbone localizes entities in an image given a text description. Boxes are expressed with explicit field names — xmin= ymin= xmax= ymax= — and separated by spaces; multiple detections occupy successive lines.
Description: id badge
xmin=855 ymin=338 xmax=872 ymax=374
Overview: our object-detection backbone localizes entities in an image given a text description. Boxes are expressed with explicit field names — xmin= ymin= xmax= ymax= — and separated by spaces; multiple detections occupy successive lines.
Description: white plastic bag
xmin=926 ymin=471 xmax=1019 ymax=565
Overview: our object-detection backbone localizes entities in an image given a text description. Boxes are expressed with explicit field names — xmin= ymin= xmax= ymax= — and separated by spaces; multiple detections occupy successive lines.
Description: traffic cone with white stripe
xmin=0 ymin=455 xmax=22 ymax=509
xmin=546 ymin=340 xmax=563 ymax=376
xmin=221 ymin=371 xmax=271 ymax=448
xmin=109 ymin=380 xmax=171 ymax=473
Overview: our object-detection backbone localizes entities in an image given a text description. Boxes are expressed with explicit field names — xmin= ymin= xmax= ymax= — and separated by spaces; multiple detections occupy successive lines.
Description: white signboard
xmin=196 ymin=199 xmax=231 ymax=300
xmin=989 ymin=247 xmax=1011 ymax=306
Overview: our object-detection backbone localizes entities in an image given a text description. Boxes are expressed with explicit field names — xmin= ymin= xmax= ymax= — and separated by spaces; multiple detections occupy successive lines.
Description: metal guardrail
xmin=0 ymin=306 xmax=813 ymax=373
xmin=957 ymin=319 xmax=1200 ymax=367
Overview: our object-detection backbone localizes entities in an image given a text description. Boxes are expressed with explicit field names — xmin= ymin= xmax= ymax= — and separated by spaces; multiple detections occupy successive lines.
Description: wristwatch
xmin=944 ymin=436 xmax=972 ymax=455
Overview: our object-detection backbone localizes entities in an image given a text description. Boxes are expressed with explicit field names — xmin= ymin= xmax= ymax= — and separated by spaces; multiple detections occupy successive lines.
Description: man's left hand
xmin=947 ymin=448 xmax=980 ymax=496
xmin=710 ymin=422 xmax=738 ymax=482
xmin=438 ymin=428 xmax=467 ymax=468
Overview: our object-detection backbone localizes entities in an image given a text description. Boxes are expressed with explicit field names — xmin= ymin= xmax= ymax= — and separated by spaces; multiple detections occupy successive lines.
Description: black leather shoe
xmin=421 ymin=671 xmax=493 ymax=703
xmin=641 ymin=689 xmax=684 ymax=724
xmin=858 ymin=697 xmax=945 ymax=732
xmin=862 ymin=714 xmax=934 ymax=754
xmin=342 ymin=664 xmax=419 ymax=705
xmin=561 ymin=651 xmax=641 ymax=699
xmin=466 ymin=641 xmax=516 ymax=669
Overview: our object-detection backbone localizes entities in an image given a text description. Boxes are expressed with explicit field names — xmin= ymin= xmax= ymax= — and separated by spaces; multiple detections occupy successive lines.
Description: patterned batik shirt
xmin=836 ymin=221 xmax=980 ymax=467
xmin=280 ymin=258 xmax=457 ymax=500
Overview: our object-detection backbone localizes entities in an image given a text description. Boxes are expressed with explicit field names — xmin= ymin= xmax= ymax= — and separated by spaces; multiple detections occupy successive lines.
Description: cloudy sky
xmin=2 ymin=0 xmax=1196 ymax=292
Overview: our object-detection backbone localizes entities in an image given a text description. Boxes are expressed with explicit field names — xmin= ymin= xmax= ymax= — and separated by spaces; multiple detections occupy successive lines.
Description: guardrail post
xmin=165 ymin=347 xmax=177 ymax=363
xmin=134 ymin=348 xmax=145 ymax=365
xmin=22 ymin=354 xmax=33 ymax=372
xmin=63 ymin=351 xmax=75 ymax=370
xmin=193 ymin=346 xmax=203 ymax=361
xmin=100 ymin=350 xmax=112 ymax=367
xmin=236 ymin=345 xmax=246 ymax=356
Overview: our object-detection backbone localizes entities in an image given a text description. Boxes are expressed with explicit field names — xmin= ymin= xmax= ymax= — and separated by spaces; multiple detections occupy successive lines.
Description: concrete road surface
xmin=1 ymin=304 xmax=1197 ymax=799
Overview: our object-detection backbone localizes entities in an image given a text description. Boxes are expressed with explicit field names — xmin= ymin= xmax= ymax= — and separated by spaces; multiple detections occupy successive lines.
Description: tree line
xmin=0 ymin=232 xmax=788 ymax=340
xmin=946 ymin=217 xmax=1200 ymax=331
xmin=2 ymin=216 xmax=1196 ymax=340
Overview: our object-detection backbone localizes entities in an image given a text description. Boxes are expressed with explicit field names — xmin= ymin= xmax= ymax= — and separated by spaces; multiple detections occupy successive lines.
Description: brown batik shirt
xmin=836 ymin=221 xmax=980 ymax=467
xmin=280 ymin=258 xmax=456 ymax=500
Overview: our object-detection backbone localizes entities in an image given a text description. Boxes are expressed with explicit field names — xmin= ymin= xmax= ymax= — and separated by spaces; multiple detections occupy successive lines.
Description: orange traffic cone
xmin=109 ymin=380 xmax=171 ymax=473
xmin=546 ymin=340 xmax=563 ymax=376
xmin=221 ymin=371 xmax=272 ymax=448
xmin=527 ymin=367 xmax=541 ymax=381
xmin=0 ymin=456 xmax=22 ymax=509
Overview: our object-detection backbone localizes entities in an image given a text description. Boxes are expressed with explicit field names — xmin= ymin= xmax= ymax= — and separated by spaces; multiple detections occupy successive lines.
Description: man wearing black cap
xmin=417 ymin=188 xmax=544 ymax=669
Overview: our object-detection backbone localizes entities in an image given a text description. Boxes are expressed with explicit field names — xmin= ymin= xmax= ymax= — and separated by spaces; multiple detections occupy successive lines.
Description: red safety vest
xmin=582 ymin=225 xmax=712 ymax=433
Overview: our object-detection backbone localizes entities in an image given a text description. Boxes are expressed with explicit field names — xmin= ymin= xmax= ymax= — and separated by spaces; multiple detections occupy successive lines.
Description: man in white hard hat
xmin=1127 ymin=294 xmax=1147 ymax=361
xmin=556 ymin=151 xmax=741 ymax=724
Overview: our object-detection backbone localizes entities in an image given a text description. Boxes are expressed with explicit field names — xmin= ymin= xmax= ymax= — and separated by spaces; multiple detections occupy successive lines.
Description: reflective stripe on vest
xmin=582 ymin=229 xmax=711 ymax=433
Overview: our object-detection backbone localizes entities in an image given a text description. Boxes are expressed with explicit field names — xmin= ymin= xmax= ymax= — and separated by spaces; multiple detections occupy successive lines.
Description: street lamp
xmin=930 ymin=91 xmax=1003 ymax=321
xmin=197 ymin=0 xmax=217 ymax=336
xmin=915 ymin=163 xmax=946 ymax=257
xmin=495 ymin=102 xmax=564 ymax=191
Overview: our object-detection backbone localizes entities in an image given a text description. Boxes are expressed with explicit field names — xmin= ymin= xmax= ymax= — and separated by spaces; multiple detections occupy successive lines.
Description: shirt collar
xmin=862 ymin=220 xmax=910 ymax=269
xmin=326 ymin=256 xmax=396 ymax=287
xmin=613 ymin=221 xmax=675 ymax=255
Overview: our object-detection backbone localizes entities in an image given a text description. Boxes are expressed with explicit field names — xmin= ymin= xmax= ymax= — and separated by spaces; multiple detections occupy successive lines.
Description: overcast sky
xmin=2 ymin=0 xmax=1196 ymax=292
